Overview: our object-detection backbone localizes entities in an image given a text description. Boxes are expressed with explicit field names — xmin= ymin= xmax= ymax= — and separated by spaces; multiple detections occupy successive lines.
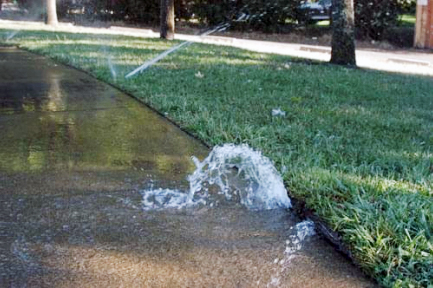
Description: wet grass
xmin=1 ymin=28 xmax=432 ymax=287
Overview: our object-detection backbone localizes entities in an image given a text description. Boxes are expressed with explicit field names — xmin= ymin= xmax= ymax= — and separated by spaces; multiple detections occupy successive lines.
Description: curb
xmin=387 ymin=57 xmax=431 ymax=66
xmin=299 ymin=45 xmax=331 ymax=54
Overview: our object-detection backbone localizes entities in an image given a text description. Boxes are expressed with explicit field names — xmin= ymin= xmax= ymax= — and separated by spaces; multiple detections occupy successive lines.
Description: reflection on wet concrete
xmin=0 ymin=47 xmax=375 ymax=287
xmin=0 ymin=47 xmax=206 ymax=178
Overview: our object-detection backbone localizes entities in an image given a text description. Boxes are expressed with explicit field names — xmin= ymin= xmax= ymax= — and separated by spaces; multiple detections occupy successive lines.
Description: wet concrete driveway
xmin=0 ymin=47 xmax=375 ymax=287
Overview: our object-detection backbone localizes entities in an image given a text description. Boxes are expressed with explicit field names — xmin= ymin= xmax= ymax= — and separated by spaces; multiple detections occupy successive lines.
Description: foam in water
xmin=141 ymin=188 xmax=200 ymax=211
xmin=288 ymin=220 xmax=316 ymax=254
xmin=267 ymin=220 xmax=316 ymax=287
xmin=141 ymin=144 xmax=291 ymax=211
xmin=295 ymin=220 xmax=316 ymax=241
xmin=284 ymin=220 xmax=316 ymax=258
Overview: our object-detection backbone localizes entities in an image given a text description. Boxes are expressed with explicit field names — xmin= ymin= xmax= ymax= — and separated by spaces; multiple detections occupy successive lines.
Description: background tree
xmin=355 ymin=0 xmax=400 ymax=40
xmin=330 ymin=0 xmax=356 ymax=66
xmin=160 ymin=0 xmax=175 ymax=40
xmin=46 ymin=0 xmax=58 ymax=25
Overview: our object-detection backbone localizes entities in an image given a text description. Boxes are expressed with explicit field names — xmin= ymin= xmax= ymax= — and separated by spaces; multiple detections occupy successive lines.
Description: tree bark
xmin=160 ymin=0 xmax=175 ymax=40
xmin=330 ymin=0 xmax=356 ymax=66
xmin=46 ymin=0 xmax=58 ymax=26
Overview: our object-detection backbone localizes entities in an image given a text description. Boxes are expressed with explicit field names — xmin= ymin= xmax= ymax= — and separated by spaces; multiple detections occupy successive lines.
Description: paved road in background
xmin=1 ymin=19 xmax=432 ymax=76
xmin=176 ymin=32 xmax=433 ymax=76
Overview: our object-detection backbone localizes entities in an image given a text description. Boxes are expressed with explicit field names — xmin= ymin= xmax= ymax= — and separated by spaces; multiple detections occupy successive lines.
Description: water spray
xmin=108 ymin=56 xmax=117 ymax=80
xmin=125 ymin=40 xmax=191 ymax=79
xmin=125 ymin=22 xmax=231 ymax=79
xmin=2 ymin=2 xmax=50 ymax=42
xmin=141 ymin=144 xmax=291 ymax=211
xmin=101 ymin=45 xmax=117 ymax=80
xmin=5 ymin=30 xmax=19 ymax=41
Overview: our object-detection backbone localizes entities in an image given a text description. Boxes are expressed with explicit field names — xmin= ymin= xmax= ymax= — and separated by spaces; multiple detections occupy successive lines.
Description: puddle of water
xmin=1 ymin=190 xmax=373 ymax=287
xmin=136 ymin=144 xmax=372 ymax=287
xmin=138 ymin=144 xmax=319 ymax=287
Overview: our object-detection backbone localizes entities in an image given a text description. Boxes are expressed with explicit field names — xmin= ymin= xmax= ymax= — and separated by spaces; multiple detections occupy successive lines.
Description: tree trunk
xmin=160 ymin=0 xmax=175 ymax=40
xmin=46 ymin=0 xmax=58 ymax=26
xmin=330 ymin=0 xmax=356 ymax=66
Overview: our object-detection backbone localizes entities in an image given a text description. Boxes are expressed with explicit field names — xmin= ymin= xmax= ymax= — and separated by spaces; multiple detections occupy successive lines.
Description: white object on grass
xmin=272 ymin=108 xmax=286 ymax=117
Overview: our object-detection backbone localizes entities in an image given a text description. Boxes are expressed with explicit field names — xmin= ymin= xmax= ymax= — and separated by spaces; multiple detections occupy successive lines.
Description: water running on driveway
xmin=0 ymin=47 xmax=375 ymax=287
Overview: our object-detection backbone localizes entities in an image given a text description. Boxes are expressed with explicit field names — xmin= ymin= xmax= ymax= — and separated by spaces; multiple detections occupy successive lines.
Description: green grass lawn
xmin=398 ymin=14 xmax=416 ymax=27
xmin=315 ymin=20 xmax=330 ymax=26
xmin=1 ymin=28 xmax=432 ymax=287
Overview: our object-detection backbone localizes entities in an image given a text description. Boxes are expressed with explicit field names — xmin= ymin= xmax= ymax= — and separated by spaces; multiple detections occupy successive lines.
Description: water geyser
xmin=141 ymin=144 xmax=291 ymax=211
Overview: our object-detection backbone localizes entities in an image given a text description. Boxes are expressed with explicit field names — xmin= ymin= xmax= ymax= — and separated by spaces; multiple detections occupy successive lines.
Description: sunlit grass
xmin=1 ymin=28 xmax=432 ymax=287
xmin=316 ymin=20 xmax=330 ymax=26
xmin=399 ymin=14 xmax=416 ymax=27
